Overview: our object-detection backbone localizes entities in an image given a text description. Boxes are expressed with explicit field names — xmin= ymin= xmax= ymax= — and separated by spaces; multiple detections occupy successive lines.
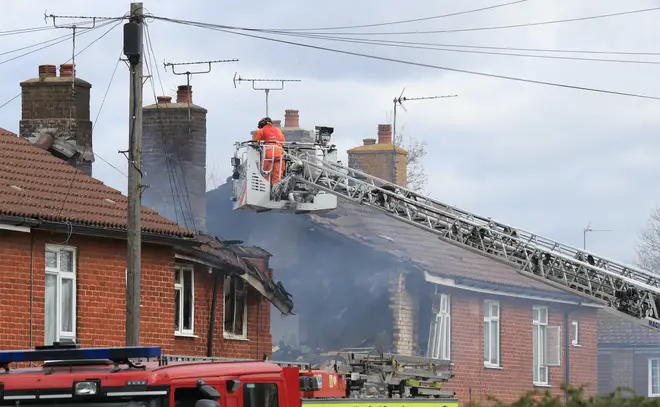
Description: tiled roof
xmin=0 ymin=127 xmax=14 ymax=137
xmin=308 ymin=201 xmax=568 ymax=295
xmin=598 ymin=309 xmax=660 ymax=346
xmin=0 ymin=133 xmax=193 ymax=238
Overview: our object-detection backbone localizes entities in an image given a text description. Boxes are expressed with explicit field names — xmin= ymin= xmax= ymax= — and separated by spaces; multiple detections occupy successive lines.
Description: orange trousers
xmin=263 ymin=146 xmax=284 ymax=184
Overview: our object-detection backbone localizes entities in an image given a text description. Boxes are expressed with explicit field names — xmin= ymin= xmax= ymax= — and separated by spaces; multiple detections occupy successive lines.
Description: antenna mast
xmin=233 ymin=72 xmax=301 ymax=116
xmin=392 ymin=91 xmax=458 ymax=185
xmin=163 ymin=59 xmax=238 ymax=135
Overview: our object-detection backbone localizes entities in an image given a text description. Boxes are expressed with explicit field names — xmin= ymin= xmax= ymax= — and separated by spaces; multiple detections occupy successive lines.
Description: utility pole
xmin=123 ymin=2 xmax=144 ymax=347
xmin=233 ymin=72 xmax=301 ymax=116
xmin=583 ymin=221 xmax=612 ymax=250
xmin=163 ymin=59 xmax=238 ymax=135
xmin=391 ymin=90 xmax=458 ymax=184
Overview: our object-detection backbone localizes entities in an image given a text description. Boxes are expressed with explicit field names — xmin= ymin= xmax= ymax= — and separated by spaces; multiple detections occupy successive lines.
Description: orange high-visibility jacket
xmin=253 ymin=124 xmax=286 ymax=144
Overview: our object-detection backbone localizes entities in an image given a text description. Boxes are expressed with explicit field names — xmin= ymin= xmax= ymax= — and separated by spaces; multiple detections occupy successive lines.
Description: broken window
xmin=427 ymin=293 xmax=450 ymax=360
xmin=175 ymin=265 xmax=195 ymax=335
xmin=224 ymin=274 xmax=248 ymax=338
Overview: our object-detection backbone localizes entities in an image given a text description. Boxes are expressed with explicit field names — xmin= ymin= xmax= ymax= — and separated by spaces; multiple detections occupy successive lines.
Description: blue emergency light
xmin=0 ymin=346 xmax=161 ymax=365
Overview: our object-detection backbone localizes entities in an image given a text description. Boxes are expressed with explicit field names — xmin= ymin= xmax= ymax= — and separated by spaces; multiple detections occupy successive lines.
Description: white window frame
xmin=44 ymin=244 xmax=77 ymax=345
xmin=427 ymin=293 xmax=451 ymax=360
xmin=174 ymin=264 xmax=195 ymax=336
xmin=484 ymin=300 xmax=500 ymax=367
xmin=649 ymin=358 xmax=660 ymax=397
xmin=571 ymin=321 xmax=580 ymax=347
xmin=532 ymin=306 xmax=561 ymax=386
xmin=223 ymin=274 xmax=248 ymax=340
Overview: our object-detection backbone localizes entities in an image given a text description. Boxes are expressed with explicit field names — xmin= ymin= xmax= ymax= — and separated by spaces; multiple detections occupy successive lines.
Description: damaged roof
xmin=308 ymin=200 xmax=579 ymax=300
xmin=0 ymin=132 xmax=194 ymax=238
xmin=191 ymin=234 xmax=293 ymax=314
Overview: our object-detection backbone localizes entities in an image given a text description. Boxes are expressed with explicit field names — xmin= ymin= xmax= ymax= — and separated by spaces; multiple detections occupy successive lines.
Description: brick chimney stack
xmin=142 ymin=86 xmax=208 ymax=233
xmin=19 ymin=64 xmax=94 ymax=176
xmin=347 ymin=123 xmax=408 ymax=186
xmin=284 ymin=109 xmax=299 ymax=128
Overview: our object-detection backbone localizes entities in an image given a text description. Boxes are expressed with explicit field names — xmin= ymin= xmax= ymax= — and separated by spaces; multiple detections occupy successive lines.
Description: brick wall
xmin=19 ymin=65 xmax=93 ymax=176
xmin=0 ymin=230 xmax=270 ymax=359
xmin=142 ymin=89 xmax=207 ymax=233
xmin=434 ymin=287 xmax=598 ymax=405
xmin=347 ymin=124 xmax=407 ymax=186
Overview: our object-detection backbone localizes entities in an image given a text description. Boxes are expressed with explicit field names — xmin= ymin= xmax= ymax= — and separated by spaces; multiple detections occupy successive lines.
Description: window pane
xmin=183 ymin=270 xmax=193 ymax=330
xmin=60 ymin=278 xmax=74 ymax=333
xmin=174 ymin=288 xmax=181 ymax=331
xmin=243 ymin=383 xmax=278 ymax=407
xmin=533 ymin=308 xmax=539 ymax=322
xmin=491 ymin=303 xmax=499 ymax=318
xmin=45 ymin=274 xmax=57 ymax=345
xmin=46 ymin=251 xmax=57 ymax=268
xmin=489 ymin=321 xmax=498 ymax=365
xmin=224 ymin=277 xmax=235 ymax=333
xmin=484 ymin=321 xmax=490 ymax=362
xmin=484 ymin=303 xmax=490 ymax=319
xmin=533 ymin=326 xmax=539 ymax=383
xmin=60 ymin=251 xmax=73 ymax=273
xmin=235 ymin=285 xmax=246 ymax=335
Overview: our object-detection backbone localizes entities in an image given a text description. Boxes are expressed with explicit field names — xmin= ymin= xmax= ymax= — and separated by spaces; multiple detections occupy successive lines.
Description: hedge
xmin=466 ymin=384 xmax=660 ymax=406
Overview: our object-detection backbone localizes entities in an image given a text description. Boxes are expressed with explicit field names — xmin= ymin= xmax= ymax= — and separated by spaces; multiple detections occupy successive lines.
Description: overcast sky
xmin=2 ymin=0 xmax=660 ymax=266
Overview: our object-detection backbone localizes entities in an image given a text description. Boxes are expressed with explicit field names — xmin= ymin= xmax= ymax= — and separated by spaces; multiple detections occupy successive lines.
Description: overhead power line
xmin=260 ymin=5 xmax=660 ymax=36
xmin=154 ymin=16 xmax=660 ymax=101
xmin=268 ymin=0 xmax=530 ymax=31
xmin=281 ymin=36 xmax=660 ymax=57
xmin=0 ymin=19 xmax=119 ymax=66
xmin=0 ymin=19 xmax=101 ymax=37
xmin=259 ymin=30 xmax=660 ymax=66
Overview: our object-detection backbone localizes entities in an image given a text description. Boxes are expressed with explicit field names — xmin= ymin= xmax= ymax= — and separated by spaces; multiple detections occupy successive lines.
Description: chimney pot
xmin=272 ymin=119 xmax=282 ymax=128
xmin=157 ymin=96 xmax=172 ymax=104
xmin=284 ymin=109 xmax=300 ymax=128
xmin=38 ymin=65 xmax=57 ymax=78
xmin=363 ymin=138 xmax=377 ymax=146
xmin=59 ymin=64 xmax=75 ymax=77
xmin=377 ymin=123 xmax=392 ymax=144
xmin=176 ymin=85 xmax=192 ymax=104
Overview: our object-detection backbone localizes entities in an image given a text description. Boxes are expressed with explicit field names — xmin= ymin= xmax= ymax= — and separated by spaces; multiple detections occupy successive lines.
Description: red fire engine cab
xmin=0 ymin=343 xmax=458 ymax=407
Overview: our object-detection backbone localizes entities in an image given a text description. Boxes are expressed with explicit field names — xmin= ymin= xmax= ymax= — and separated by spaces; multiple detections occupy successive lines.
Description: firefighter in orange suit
xmin=253 ymin=117 xmax=286 ymax=184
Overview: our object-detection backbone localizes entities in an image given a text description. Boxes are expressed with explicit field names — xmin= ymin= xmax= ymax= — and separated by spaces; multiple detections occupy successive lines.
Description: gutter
xmin=424 ymin=271 xmax=603 ymax=307
xmin=0 ymin=214 xmax=198 ymax=248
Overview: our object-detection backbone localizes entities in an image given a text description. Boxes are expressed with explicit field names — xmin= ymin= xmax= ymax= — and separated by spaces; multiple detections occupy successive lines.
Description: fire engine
xmin=230 ymin=125 xmax=660 ymax=332
xmin=0 ymin=343 xmax=458 ymax=407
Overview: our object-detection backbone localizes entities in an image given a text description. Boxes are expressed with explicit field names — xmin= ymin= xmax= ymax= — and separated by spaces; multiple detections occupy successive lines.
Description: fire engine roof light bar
xmin=0 ymin=346 xmax=161 ymax=365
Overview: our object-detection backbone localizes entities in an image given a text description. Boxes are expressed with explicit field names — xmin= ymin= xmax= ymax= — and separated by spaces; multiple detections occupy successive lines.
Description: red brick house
xmin=206 ymin=112 xmax=601 ymax=405
xmin=0 ymin=130 xmax=292 ymax=359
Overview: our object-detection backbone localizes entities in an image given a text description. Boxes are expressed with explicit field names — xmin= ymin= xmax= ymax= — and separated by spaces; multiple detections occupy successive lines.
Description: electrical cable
xmin=255 ymin=5 xmax=660 ymax=36
xmin=269 ymin=36 xmax=660 ymax=57
xmin=0 ymin=19 xmax=118 ymax=66
xmin=63 ymin=19 xmax=124 ymax=64
xmin=247 ymin=30 xmax=660 ymax=65
xmin=143 ymin=23 xmax=197 ymax=230
xmin=155 ymin=17 xmax=660 ymax=101
xmin=0 ymin=94 xmax=20 ymax=110
xmin=56 ymin=23 xmax=123 ymax=218
xmin=266 ymin=0 xmax=530 ymax=31
xmin=0 ymin=19 xmax=101 ymax=37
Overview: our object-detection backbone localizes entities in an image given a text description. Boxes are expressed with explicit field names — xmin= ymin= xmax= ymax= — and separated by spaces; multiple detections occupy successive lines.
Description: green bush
xmin=466 ymin=384 xmax=660 ymax=406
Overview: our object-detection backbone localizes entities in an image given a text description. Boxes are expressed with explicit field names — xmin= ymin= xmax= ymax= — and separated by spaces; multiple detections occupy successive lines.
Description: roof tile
xmin=0 ymin=133 xmax=193 ymax=238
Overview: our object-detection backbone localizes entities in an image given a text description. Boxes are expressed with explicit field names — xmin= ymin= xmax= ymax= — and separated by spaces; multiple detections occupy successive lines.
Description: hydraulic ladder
xmin=282 ymin=148 xmax=660 ymax=331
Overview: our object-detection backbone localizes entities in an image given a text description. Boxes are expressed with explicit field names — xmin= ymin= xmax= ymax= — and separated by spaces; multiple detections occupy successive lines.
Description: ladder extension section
xmin=284 ymin=149 xmax=660 ymax=330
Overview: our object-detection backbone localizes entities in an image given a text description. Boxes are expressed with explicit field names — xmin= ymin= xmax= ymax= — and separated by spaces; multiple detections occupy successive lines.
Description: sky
xmin=1 ymin=0 xmax=660 ymax=266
